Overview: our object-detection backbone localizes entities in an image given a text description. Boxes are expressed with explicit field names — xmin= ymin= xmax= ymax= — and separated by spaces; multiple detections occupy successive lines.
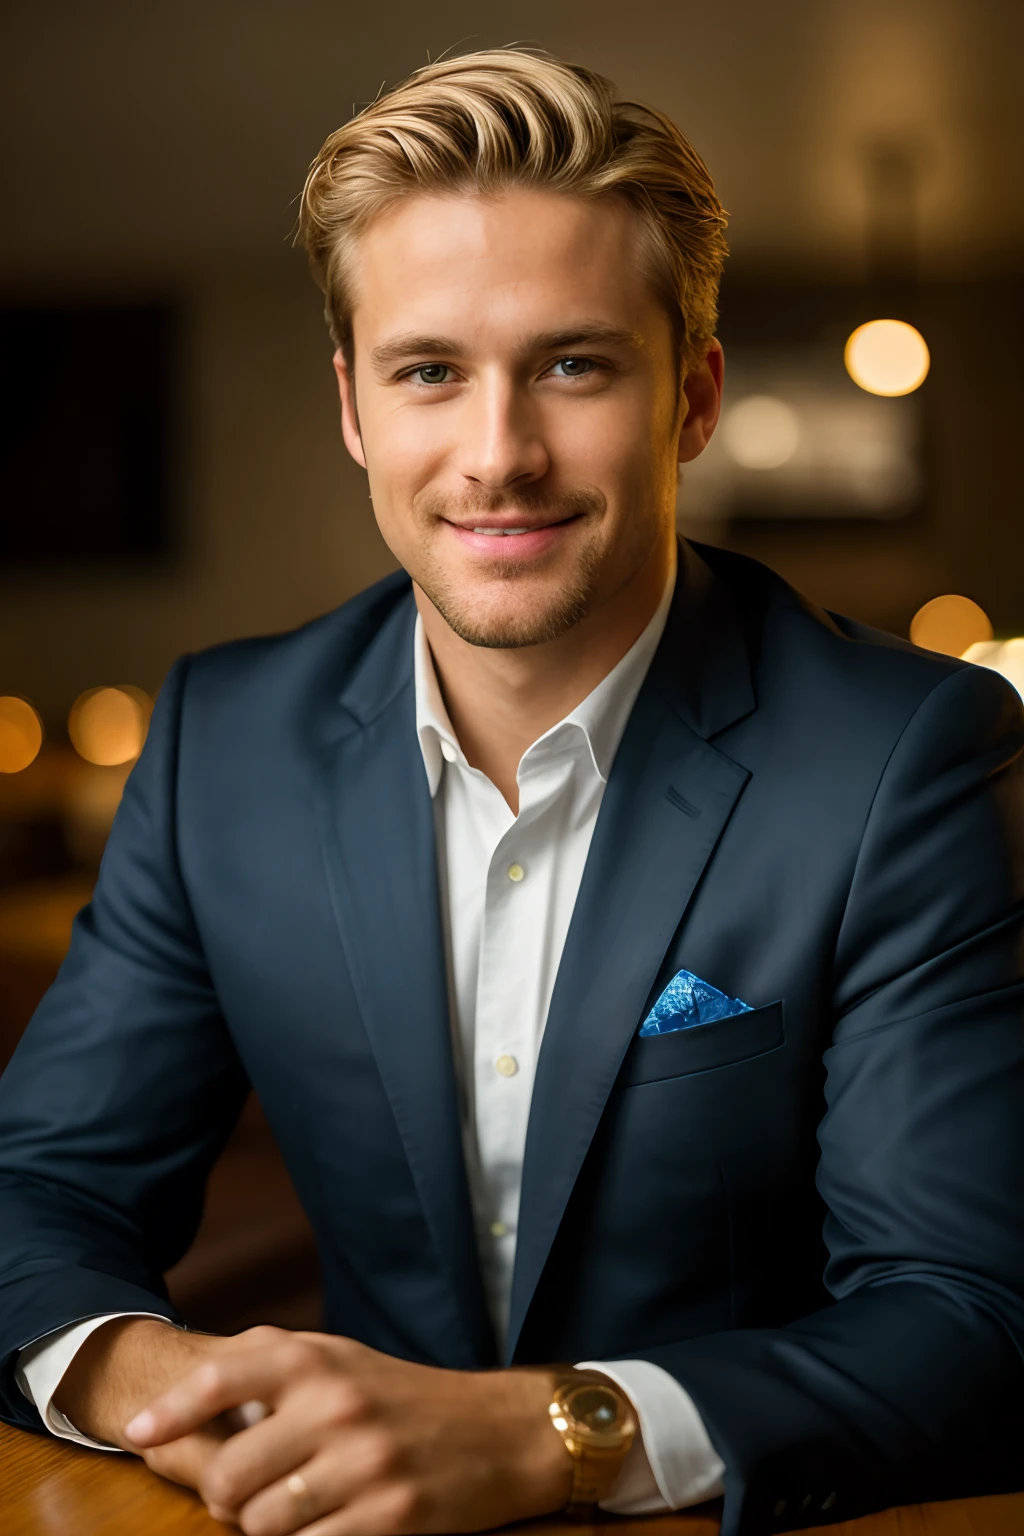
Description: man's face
xmin=336 ymin=187 xmax=716 ymax=648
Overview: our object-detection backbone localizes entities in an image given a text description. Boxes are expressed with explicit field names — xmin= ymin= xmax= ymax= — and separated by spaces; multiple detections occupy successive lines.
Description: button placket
xmin=472 ymin=739 xmax=589 ymax=1271
xmin=471 ymin=770 xmax=555 ymax=1192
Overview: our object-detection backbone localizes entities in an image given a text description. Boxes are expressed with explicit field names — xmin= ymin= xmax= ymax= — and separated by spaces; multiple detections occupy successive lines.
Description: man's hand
xmin=52 ymin=1316 xmax=246 ymax=1490
xmin=124 ymin=1327 xmax=574 ymax=1534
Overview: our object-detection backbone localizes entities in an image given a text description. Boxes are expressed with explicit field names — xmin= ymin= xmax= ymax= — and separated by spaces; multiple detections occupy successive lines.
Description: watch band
xmin=548 ymin=1373 xmax=637 ymax=1519
xmin=565 ymin=1438 xmax=632 ymax=1514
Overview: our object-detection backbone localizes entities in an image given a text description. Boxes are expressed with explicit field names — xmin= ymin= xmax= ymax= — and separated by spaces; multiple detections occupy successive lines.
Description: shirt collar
xmin=414 ymin=616 xmax=461 ymax=797
xmin=415 ymin=560 xmax=678 ymax=799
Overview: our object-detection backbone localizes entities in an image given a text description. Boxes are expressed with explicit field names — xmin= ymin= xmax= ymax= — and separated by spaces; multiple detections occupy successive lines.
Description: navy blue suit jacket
xmin=2 ymin=541 xmax=1024 ymax=1533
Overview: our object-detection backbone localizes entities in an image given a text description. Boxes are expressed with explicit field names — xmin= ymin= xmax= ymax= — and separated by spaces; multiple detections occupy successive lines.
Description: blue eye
xmin=551 ymin=357 xmax=595 ymax=378
xmin=411 ymin=364 xmax=451 ymax=385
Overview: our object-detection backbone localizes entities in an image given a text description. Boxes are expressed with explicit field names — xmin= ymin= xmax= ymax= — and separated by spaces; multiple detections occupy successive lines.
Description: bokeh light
xmin=722 ymin=395 xmax=801 ymax=469
xmin=0 ymin=696 xmax=44 ymax=774
xmin=910 ymin=595 xmax=993 ymax=657
xmin=844 ymin=320 xmax=930 ymax=396
xmin=68 ymin=686 xmax=152 ymax=766
xmin=962 ymin=638 xmax=1024 ymax=701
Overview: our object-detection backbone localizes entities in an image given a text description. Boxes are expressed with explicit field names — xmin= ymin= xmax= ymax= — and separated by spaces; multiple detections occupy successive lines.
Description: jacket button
xmin=773 ymin=1499 xmax=787 ymax=1517
xmin=821 ymin=1492 xmax=838 ymax=1510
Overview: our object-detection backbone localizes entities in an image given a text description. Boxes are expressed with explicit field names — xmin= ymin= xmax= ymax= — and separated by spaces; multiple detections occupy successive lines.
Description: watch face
xmin=566 ymin=1384 xmax=626 ymax=1435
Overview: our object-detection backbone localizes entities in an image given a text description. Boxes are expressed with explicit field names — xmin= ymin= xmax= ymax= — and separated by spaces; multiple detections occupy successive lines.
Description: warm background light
xmin=844 ymin=319 xmax=930 ymax=397
xmin=962 ymin=638 xmax=1024 ymax=701
xmin=910 ymin=594 xmax=993 ymax=657
xmin=68 ymin=686 xmax=153 ymax=766
xmin=0 ymin=697 xmax=44 ymax=774
xmin=722 ymin=394 xmax=801 ymax=469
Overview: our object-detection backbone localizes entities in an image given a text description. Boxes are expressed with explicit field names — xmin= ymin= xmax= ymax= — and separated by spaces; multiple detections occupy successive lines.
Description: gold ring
xmin=286 ymin=1471 xmax=315 ymax=1519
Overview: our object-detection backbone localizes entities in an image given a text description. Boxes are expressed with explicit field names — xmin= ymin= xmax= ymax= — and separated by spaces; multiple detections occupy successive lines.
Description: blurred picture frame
xmin=0 ymin=301 xmax=181 ymax=568
xmin=680 ymin=282 xmax=930 ymax=527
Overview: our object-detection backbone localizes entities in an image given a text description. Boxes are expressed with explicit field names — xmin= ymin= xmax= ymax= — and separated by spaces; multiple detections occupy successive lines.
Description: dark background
xmin=2 ymin=0 xmax=1022 ymax=726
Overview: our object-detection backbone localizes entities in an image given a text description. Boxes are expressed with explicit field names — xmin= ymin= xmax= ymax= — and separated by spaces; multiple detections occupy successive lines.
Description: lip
xmin=449 ymin=512 xmax=567 ymax=530
xmin=444 ymin=513 xmax=581 ymax=559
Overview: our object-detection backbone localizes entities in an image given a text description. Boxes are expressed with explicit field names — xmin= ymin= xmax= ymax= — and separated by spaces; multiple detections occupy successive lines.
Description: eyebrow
xmin=368 ymin=324 xmax=645 ymax=375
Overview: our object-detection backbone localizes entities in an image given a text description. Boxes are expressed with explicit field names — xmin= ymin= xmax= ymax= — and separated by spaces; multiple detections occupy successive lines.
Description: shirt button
xmin=495 ymin=1054 xmax=519 ymax=1077
xmin=440 ymin=741 xmax=457 ymax=763
xmin=507 ymin=863 xmax=525 ymax=882
xmin=490 ymin=1221 xmax=508 ymax=1237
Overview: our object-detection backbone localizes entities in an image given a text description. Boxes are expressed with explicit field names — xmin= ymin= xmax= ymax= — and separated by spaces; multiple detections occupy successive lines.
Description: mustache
xmin=418 ymin=483 xmax=605 ymax=521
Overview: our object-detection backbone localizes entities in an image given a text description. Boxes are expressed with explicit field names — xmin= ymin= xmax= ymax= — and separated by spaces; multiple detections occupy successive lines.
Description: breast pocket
xmin=619 ymin=1001 xmax=785 ymax=1087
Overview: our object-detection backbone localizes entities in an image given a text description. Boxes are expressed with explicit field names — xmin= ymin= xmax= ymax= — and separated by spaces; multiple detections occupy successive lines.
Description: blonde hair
xmin=297 ymin=47 xmax=728 ymax=371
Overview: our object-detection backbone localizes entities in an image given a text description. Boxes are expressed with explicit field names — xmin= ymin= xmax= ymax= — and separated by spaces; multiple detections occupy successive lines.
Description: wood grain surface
xmin=2 ymin=1422 xmax=1023 ymax=1536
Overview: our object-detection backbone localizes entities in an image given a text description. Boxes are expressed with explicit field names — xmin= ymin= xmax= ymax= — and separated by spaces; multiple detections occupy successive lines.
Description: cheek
xmin=560 ymin=417 xmax=658 ymax=510
xmin=362 ymin=407 xmax=451 ymax=500
xmin=551 ymin=390 xmax=663 ymax=480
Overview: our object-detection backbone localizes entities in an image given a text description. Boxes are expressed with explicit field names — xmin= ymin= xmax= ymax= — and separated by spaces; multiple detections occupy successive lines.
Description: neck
xmin=416 ymin=534 xmax=676 ymax=812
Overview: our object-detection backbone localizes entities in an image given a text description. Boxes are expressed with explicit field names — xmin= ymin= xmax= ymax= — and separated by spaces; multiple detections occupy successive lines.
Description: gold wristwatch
xmin=548 ymin=1370 xmax=637 ymax=1519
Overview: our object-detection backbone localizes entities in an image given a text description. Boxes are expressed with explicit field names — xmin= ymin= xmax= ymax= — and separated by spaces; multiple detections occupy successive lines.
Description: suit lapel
xmin=311 ymin=595 xmax=495 ymax=1367
xmin=506 ymin=542 xmax=756 ymax=1360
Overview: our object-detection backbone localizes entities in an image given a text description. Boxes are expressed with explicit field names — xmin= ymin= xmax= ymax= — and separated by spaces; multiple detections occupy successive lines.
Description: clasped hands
xmin=121 ymin=1325 xmax=573 ymax=1535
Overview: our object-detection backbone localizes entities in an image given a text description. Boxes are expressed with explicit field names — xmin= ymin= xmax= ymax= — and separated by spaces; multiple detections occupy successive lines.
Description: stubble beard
xmin=412 ymin=484 xmax=608 ymax=649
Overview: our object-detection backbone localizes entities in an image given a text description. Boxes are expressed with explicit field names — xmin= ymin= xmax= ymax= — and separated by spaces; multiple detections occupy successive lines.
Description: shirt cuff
xmin=17 ymin=1312 xmax=179 ymax=1450
xmin=575 ymin=1357 xmax=726 ymax=1514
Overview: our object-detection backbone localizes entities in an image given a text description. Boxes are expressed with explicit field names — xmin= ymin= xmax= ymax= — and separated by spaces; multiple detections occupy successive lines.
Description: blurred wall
xmin=2 ymin=0 xmax=1022 ymax=729
xmin=698 ymin=275 xmax=1024 ymax=638
xmin=1 ymin=263 xmax=393 ymax=728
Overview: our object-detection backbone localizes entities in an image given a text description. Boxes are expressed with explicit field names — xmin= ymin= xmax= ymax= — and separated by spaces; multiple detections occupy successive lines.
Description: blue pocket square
xmin=639 ymin=969 xmax=753 ymax=1037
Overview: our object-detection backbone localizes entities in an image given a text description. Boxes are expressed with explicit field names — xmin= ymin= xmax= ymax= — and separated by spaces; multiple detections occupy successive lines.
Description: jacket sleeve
xmin=634 ymin=663 xmax=1024 ymax=1535
xmin=0 ymin=655 xmax=250 ymax=1431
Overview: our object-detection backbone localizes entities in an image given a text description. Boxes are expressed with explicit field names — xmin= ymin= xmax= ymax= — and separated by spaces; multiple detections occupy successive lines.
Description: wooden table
xmin=2 ymin=1423 xmax=1022 ymax=1536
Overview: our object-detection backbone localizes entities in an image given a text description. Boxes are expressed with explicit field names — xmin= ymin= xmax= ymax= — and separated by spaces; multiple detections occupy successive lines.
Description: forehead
xmin=347 ymin=187 xmax=663 ymax=350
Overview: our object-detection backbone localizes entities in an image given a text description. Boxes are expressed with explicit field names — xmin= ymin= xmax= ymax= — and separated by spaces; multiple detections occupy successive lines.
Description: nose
xmin=455 ymin=370 xmax=549 ymax=490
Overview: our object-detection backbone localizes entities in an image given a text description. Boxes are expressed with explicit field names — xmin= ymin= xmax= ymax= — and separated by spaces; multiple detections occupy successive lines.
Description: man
xmin=1 ymin=46 xmax=1023 ymax=1536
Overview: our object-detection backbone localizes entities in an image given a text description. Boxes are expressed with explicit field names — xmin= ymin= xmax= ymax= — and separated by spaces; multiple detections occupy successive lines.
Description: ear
xmin=677 ymin=339 xmax=724 ymax=465
xmin=332 ymin=348 xmax=367 ymax=470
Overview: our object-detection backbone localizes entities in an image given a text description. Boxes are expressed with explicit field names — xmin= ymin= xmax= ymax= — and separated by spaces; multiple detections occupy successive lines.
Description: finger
xmin=234 ymin=1433 xmax=396 ymax=1536
xmin=142 ymin=1418 xmax=236 ymax=1491
xmin=297 ymin=1481 xmax=420 ymax=1536
xmin=125 ymin=1338 xmax=322 ymax=1447
xmin=199 ymin=1381 xmax=364 ymax=1513
xmin=225 ymin=1399 xmax=270 ymax=1432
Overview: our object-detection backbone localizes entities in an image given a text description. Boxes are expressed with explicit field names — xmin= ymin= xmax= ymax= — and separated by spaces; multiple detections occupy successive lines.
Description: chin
xmin=436 ymin=583 xmax=593 ymax=650
xmin=411 ymin=532 xmax=606 ymax=649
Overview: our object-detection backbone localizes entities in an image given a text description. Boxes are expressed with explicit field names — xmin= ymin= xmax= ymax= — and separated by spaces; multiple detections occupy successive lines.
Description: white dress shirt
xmin=17 ymin=566 xmax=725 ymax=1513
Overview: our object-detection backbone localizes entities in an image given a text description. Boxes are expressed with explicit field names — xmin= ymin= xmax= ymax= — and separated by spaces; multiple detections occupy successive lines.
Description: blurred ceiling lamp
xmin=962 ymin=639 xmax=1024 ymax=701
xmin=844 ymin=320 xmax=930 ymax=396
xmin=69 ymin=685 xmax=153 ymax=766
xmin=0 ymin=695 xmax=44 ymax=774
xmin=910 ymin=594 xmax=993 ymax=657
xmin=722 ymin=395 xmax=801 ymax=470
xmin=845 ymin=142 xmax=930 ymax=398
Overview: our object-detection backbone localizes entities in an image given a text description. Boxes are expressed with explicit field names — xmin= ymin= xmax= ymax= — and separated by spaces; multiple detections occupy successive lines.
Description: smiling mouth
xmin=470 ymin=526 xmax=534 ymax=537
xmin=452 ymin=514 xmax=581 ymax=536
